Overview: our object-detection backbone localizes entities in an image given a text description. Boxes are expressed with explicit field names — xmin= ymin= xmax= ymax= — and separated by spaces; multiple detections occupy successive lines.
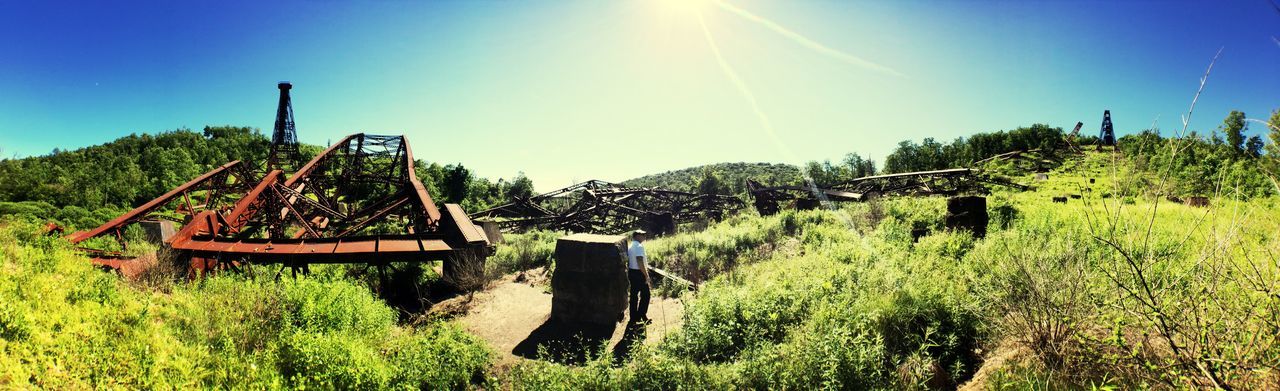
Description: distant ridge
xmin=622 ymin=162 xmax=802 ymax=195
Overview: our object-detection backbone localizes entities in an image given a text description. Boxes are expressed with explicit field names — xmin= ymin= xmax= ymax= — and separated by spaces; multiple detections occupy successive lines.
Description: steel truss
xmin=471 ymin=180 xmax=744 ymax=236
xmin=747 ymin=168 xmax=1027 ymax=215
xmin=70 ymin=134 xmax=490 ymax=276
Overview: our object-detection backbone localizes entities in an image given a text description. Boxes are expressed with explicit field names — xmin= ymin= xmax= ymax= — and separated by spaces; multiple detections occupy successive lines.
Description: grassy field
xmin=2 ymin=150 xmax=1278 ymax=389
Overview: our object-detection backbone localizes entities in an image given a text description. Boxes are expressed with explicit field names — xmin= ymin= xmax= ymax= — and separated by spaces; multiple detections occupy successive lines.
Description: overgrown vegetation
xmin=0 ymin=218 xmax=490 ymax=389
xmin=0 ymin=126 xmax=532 ymax=228
xmin=4 ymin=101 xmax=1280 ymax=389
xmin=621 ymin=162 xmax=803 ymax=194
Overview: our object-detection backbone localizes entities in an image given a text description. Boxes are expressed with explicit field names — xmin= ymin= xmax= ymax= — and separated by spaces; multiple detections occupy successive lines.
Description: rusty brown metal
xmin=471 ymin=180 xmax=744 ymax=236
xmin=166 ymin=133 xmax=489 ymax=273
xmin=70 ymin=83 xmax=488 ymax=279
xmin=66 ymin=160 xmax=249 ymax=245
xmin=747 ymin=168 xmax=1028 ymax=215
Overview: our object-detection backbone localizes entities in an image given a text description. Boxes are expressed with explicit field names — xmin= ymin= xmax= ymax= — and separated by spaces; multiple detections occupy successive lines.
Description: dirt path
xmin=958 ymin=340 xmax=1029 ymax=391
xmin=452 ymin=269 xmax=684 ymax=366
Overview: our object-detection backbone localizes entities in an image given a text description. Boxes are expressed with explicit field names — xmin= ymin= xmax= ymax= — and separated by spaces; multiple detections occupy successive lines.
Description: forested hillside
xmin=621 ymin=162 xmax=802 ymax=195
xmin=5 ymin=110 xmax=1276 ymax=232
xmin=0 ymin=127 xmax=533 ymax=229
xmin=3 ymin=108 xmax=1280 ymax=388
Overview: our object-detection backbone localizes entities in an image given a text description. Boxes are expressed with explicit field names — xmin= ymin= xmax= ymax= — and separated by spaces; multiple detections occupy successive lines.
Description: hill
xmin=0 ymin=127 xmax=529 ymax=228
xmin=621 ymin=162 xmax=802 ymax=195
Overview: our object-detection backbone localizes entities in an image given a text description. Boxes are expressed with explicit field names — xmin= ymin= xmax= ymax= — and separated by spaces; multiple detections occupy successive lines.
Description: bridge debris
xmin=471 ymin=180 xmax=744 ymax=236
xmin=67 ymin=84 xmax=490 ymax=282
xmin=747 ymin=168 xmax=1026 ymax=215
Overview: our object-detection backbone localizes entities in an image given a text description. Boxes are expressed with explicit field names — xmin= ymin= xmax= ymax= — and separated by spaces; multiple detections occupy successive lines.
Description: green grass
xmin=3 ymin=149 xmax=1278 ymax=389
xmin=0 ymin=218 xmax=491 ymax=389
xmin=493 ymin=151 xmax=1280 ymax=390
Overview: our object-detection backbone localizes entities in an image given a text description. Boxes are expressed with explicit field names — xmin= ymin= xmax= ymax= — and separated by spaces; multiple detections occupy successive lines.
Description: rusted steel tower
xmin=1099 ymin=110 xmax=1116 ymax=146
xmin=267 ymin=82 xmax=301 ymax=172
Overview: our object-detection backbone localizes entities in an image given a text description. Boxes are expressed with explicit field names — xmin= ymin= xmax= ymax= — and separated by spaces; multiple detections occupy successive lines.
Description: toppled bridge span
xmin=68 ymin=83 xmax=489 ymax=278
xmin=471 ymin=180 xmax=744 ymax=236
xmin=747 ymin=168 xmax=1027 ymax=215
xmin=70 ymin=133 xmax=489 ymax=276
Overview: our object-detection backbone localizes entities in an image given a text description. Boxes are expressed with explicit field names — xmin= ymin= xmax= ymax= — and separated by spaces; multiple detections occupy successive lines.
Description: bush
xmin=386 ymin=323 xmax=492 ymax=389
xmin=279 ymin=331 xmax=393 ymax=390
xmin=488 ymin=230 xmax=559 ymax=276
xmin=0 ymin=219 xmax=493 ymax=389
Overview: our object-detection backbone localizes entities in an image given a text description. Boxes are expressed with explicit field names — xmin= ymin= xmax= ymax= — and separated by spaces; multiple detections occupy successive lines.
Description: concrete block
xmin=551 ymin=234 xmax=629 ymax=325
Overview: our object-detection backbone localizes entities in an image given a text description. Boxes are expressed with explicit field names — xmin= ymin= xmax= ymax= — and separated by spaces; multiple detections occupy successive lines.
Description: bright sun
xmin=658 ymin=0 xmax=713 ymax=16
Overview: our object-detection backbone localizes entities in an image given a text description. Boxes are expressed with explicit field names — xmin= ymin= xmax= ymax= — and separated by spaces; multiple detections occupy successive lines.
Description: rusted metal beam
xmin=748 ymin=168 xmax=1028 ymax=215
xmin=472 ymin=180 xmax=744 ymax=235
xmin=73 ymin=83 xmax=490 ymax=279
xmin=67 ymin=160 xmax=246 ymax=244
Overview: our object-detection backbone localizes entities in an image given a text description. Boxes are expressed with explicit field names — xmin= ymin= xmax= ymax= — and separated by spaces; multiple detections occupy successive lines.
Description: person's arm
xmin=637 ymin=255 xmax=651 ymax=285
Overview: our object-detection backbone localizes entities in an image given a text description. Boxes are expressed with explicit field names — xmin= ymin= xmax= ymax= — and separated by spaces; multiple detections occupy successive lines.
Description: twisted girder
xmin=75 ymin=133 xmax=489 ymax=268
xmin=471 ymin=180 xmax=745 ymax=235
xmin=168 ymin=133 xmax=488 ymax=261
xmin=747 ymin=168 xmax=1027 ymax=215
xmin=66 ymin=160 xmax=257 ymax=252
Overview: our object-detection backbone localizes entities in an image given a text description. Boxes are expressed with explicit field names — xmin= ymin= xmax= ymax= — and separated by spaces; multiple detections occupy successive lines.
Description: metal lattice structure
xmin=66 ymin=160 xmax=258 ymax=257
xmin=267 ymin=82 xmax=301 ymax=173
xmin=69 ymin=84 xmax=489 ymax=278
xmin=471 ymin=180 xmax=744 ymax=236
xmin=167 ymin=133 xmax=489 ymax=268
xmin=972 ymin=149 xmax=1064 ymax=173
xmin=1099 ymin=109 xmax=1116 ymax=146
xmin=747 ymin=168 xmax=1027 ymax=215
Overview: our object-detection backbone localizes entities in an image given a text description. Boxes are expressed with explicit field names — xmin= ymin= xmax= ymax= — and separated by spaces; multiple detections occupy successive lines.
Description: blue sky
xmin=1 ymin=1 xmax=1277 ymax=190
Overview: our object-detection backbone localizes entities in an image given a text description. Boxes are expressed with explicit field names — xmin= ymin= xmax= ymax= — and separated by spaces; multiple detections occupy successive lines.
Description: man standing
xmin=627 ymin=229 xmax=651 ymax=323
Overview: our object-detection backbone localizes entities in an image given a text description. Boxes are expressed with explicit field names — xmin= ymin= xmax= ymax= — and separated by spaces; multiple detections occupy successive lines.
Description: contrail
xmin=696 ymin=10 xmax=792 ymax=162
xmin=711 ymin=0 xmax=906 ymax=78
xmin=696 ymin=11 xmax=856 ymax=227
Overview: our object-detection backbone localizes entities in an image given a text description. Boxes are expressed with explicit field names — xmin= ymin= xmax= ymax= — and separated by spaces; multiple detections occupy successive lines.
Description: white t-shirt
xmin=628 ymin=240 xmax=646 ymax=270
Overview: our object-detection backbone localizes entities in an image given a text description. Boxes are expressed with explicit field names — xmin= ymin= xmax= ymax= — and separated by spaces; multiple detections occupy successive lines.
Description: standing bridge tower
xmin=267 ymin=82 xmax=301 ymax=172
xmin=1099 ymin=109 xmax=1116 ymax=146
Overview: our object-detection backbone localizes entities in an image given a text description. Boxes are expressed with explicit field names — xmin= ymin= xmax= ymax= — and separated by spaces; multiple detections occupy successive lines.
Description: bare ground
xmin=448 ymin=269 xmax=684 ymax=367
xmin=958 ymin=340 xmax=1031 ymax=391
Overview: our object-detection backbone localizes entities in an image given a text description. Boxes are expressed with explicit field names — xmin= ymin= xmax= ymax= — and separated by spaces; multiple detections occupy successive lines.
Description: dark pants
xmin=628 ymin=269 xmax=650 ymax=320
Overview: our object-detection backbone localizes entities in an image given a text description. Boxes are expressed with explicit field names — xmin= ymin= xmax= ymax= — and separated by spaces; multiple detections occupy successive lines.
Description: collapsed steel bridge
xmin=971 ymin=149 xmax=1066 ymax=173
xmin=747 ymin=168 xmax=1027 ymax=215
xmin=470 ymin=180 xmax=744 ymax=236
xmin=67 ymin=83 xmax=489 ymax=278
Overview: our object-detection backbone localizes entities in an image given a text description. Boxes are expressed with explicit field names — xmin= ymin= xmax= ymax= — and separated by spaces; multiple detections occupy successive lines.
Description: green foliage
xmin=415 ymin=161 xmax=537 ymax=212
xmin=488 ymin=230 xmax=560 ymax=277
xmin=622 ymin=162 xmax=803 ymax=194
xmin=802 ymin=153 xmax=877 ymax=186
xmin=0 ymin=126 xmax=269 ymax=211
xmin=1220 ymin=110 xmax=1246 ymax=156
xmin=696 ymin=167 xmax=729 ymax=195
xmin=0 ymin=218 xmax=490 ymax=389
xmin=1117 ymin=130 xmax=1274 ymax=198
xmin=883 ymin=124 xmax=1065 ymax=173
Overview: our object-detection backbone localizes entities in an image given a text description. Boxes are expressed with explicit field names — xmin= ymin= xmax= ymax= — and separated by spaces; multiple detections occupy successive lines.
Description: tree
xmin=1265 ymin=109 xmax=1280 ymax=157
xmin=1221 ymin=110 xmax=1246 ymax=157
xmin=804 ymin=160 xmax=849 ymax=186
xmin=1263 ymin=109 xmax=1280 ymax=177
xmin=1245 ymin=136 xmax=1264 ymax=159
xmin=842 ymin=153 xmax=876 ymax=178
xmin=505 ymin=172 xmax=535 ymax=199
xmin=696 ymin=168 xmax=728 ymax=195
xmin=443 ymin=164 xmax=471 ymax=204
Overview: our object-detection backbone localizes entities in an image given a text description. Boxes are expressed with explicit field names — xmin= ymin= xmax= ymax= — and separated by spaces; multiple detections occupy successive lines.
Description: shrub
xmin=278 ymin=331 xmax=392 ymax=389
xmin=385 ymin=323 xmax=492 ymax=389
xmin=0 ymin=219 xmax=493 ymax=389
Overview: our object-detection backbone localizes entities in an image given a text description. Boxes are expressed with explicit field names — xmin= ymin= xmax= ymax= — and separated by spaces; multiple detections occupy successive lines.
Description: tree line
xmin=4 ymin=108 xmax=1278 ymax=228
xmin=1117 ymin=109 xmax=1280 ymax=198
xmin=0 ymin=126 xmax=531 ymax=228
